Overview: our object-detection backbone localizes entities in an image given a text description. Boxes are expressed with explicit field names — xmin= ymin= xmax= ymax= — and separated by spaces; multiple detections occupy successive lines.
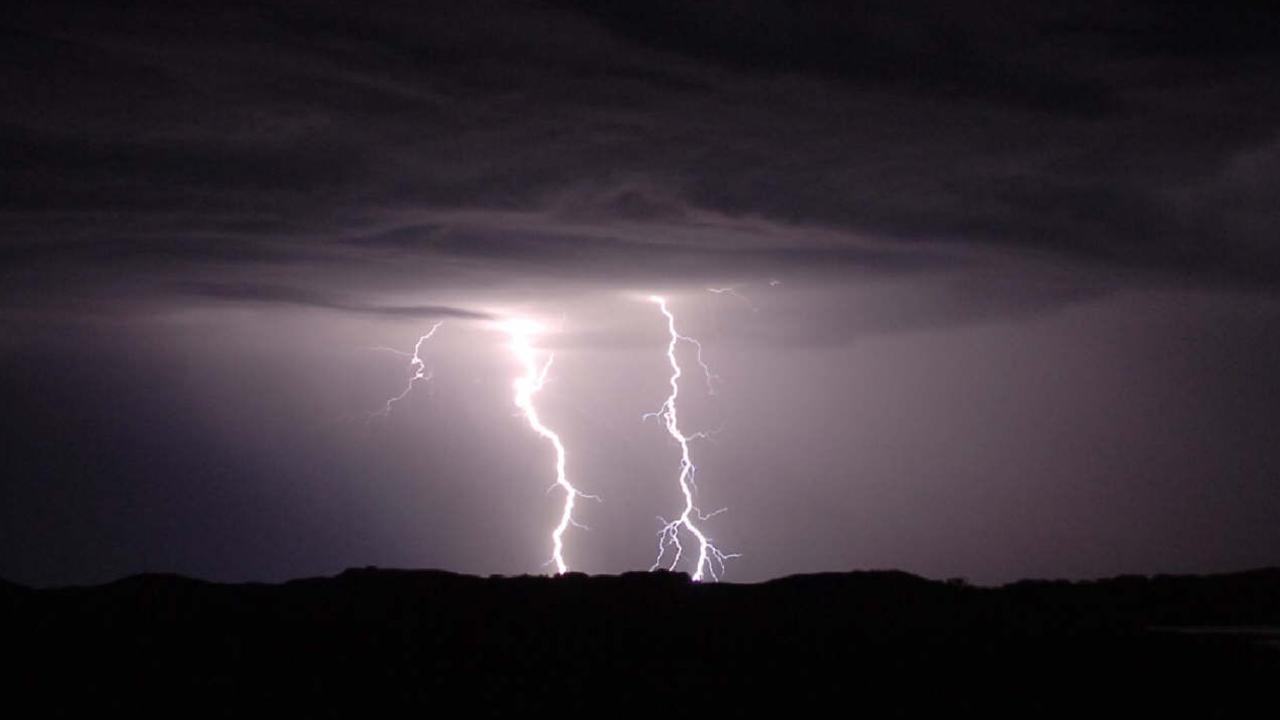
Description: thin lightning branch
xmin=653 ymin=300 xmax=720 ymax=394
xmin=647 ymin=296 xmax=738 ymax=581
xmin=505 ymin=319 xmax=593 ymax=574
xmin=369 ymin=321 xmax=443 ymax=420
xmin=708 ymin=286 xmax=759 ymax=313
xmin=685 ymin=331 xmax=720 ymax=396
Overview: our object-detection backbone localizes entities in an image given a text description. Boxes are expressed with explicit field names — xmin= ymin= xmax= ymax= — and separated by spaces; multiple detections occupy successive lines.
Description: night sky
xmin=3 ymin=1 xmax=1279 ymax=587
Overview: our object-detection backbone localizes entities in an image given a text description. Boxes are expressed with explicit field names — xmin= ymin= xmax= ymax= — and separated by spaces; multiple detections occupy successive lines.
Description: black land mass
xmin=4 ymin=568 xmax=1278 ymax=717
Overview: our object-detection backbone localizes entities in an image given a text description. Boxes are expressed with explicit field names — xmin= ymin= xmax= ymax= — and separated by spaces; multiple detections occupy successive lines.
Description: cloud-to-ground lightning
xmin=646 ymin=296 xmax=738 ymax=581
xmin=369 ymin=321 xmax=443 ymax=420
xmin=503 ymin=318 xmax=594 ymax=574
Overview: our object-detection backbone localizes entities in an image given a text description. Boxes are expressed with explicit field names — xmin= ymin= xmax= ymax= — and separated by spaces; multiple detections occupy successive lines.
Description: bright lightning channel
xmin=646 ymin=296 xmax=738 ymax=581
xmin=504 ymin=318 xmax=593 ymax=574
xmin=370 ymin=321 xmax=443 ymax=420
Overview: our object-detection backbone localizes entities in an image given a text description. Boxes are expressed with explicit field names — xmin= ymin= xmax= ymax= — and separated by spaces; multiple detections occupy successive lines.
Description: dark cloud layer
xmin=184 ymin=282 xmax=492 ymax=320
xmin=3 ymin=0 xmax=1278 ymax=310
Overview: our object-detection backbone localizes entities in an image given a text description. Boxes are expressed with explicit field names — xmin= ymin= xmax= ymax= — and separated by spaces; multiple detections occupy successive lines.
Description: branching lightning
xmin=369 ymin=321 xmax=444 ymax=420
xmin=504 ymin=318 xmax=593 ymax=574
xmin=646 ymin=296 xmax=738 ymax=581
xmin=363 ymin=301 xmax=743 ymax=579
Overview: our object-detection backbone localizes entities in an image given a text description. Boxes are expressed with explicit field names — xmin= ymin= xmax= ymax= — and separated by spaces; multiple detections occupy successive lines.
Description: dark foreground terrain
xmin=3 ymin=568 xmax=1278 ymax=717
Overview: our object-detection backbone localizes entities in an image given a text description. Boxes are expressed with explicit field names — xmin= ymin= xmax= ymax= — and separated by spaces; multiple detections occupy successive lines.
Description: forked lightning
xmin=647 ymin=296 xmax=738 ymax=581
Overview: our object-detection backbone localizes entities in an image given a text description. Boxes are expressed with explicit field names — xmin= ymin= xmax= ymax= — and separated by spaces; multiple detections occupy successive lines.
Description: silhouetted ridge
xmin=0 ymin=577 xmax=29 ymax=614
xmin=4 ymin=568 xmax=1276 ymax=717
xmin=0 ymin=577 xmax=27 ymax=595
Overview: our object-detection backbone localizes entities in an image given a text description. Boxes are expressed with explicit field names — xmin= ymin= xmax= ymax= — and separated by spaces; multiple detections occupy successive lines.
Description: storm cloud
xmin=4 ymin=0 xmax=1279 ymax=304
xmin=184 ymin=281 xmax=492 ymax=320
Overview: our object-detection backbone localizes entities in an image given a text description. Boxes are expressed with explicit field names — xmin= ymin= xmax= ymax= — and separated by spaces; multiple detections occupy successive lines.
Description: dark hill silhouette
xmin=3 ymin=568 xmax=1277 ymax=717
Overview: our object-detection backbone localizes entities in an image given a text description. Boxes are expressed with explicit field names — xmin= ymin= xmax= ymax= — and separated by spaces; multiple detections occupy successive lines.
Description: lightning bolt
xmin=369 ymin=321 xmax=444 ymax=420
xmin=646 ymin=296 xmax=738 ymax=581
xmin=504 ymin=318 xmax=593 ymax=574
